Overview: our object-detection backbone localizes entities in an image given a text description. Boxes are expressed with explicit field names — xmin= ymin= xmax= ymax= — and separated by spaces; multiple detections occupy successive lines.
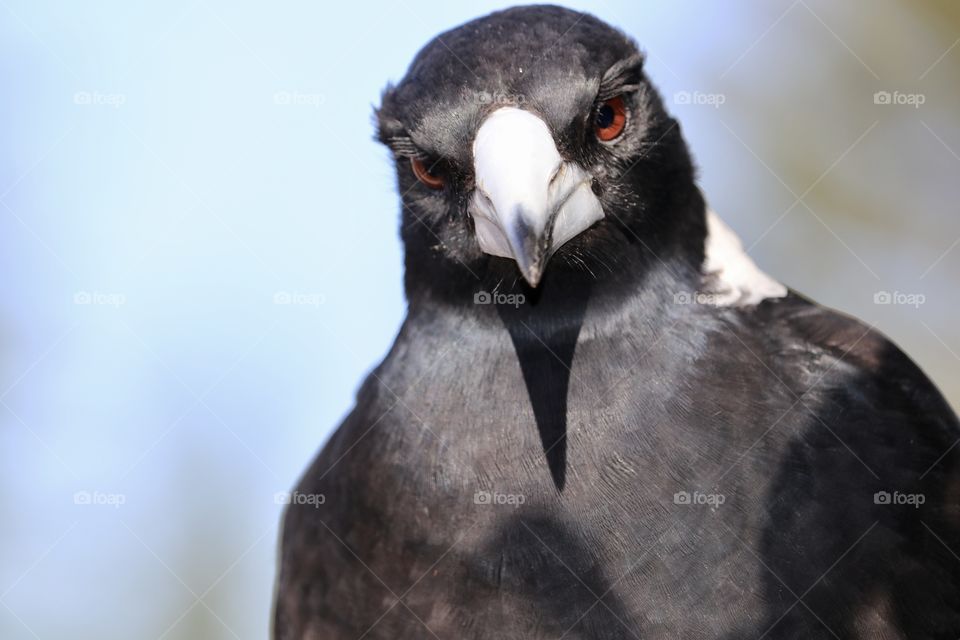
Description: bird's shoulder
xmin=740 ymin=292 xmax=957 ymax=427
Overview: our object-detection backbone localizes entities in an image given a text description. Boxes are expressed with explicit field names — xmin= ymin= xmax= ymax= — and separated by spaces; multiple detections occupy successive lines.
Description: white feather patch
xmin=701 ymin=208 xmax=787 ymax=307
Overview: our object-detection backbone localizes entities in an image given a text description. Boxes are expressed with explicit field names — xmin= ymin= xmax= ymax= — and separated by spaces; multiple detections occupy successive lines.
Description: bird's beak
xmin=469 ymin=107 xmax=604 ymax=287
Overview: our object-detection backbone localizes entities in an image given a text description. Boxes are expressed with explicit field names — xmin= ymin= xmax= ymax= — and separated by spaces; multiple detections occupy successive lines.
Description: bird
xmin=274 ymin=5 xmax=960 ymax=639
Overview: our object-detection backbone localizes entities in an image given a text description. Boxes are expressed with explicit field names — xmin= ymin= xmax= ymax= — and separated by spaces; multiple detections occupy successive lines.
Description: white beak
xmin=469 ymin=107 xmax=604 ymax=287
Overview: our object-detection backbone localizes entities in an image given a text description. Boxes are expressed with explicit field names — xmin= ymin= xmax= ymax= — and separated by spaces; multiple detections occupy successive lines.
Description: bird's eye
xmin=594 ymin=96 xmax=627 ymax=142
xmin=410 ymin=157 xmax=444 ymax=190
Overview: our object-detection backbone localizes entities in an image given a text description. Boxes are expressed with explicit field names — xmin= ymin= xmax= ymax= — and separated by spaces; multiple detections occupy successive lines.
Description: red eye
xmin=594 ymin=95 xmax=627 ymax=142
xmin=411 ymin=157 xmax=444 ymax=189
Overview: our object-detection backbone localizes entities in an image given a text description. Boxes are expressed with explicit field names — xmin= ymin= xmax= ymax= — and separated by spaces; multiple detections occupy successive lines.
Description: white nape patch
xmin=701 ymin=208 xmax=787 ymax=307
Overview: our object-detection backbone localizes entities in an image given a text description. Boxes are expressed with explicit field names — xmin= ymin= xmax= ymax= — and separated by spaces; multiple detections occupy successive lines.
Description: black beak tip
xmin=521 ymin=266 xmax=543 ymax=288
xmin=510 ymin=214 xmax=551 ymax=288
xmin=515 ymin=250 xmax=547 ymax=288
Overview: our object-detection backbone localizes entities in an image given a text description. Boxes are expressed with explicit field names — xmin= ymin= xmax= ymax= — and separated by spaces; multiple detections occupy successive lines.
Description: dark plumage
xmin=274 ymin=6 xmax=960 ymax=639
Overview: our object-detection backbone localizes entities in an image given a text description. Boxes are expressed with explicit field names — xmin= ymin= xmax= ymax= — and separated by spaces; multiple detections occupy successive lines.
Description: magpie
xmin=275 ymin=6 xmax=960 ymax=639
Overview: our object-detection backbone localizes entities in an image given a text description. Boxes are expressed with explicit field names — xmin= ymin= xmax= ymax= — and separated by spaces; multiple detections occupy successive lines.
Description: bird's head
xmin=377 ymin=5 xmax=705 ymax=299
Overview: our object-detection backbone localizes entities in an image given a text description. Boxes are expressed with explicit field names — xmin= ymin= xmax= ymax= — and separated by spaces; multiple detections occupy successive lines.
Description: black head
xmin=377 ymin=5 xmax=706 ymax=305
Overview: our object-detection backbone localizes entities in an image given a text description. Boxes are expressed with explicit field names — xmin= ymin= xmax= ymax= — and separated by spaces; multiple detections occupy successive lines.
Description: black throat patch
xmin=497 ymin=281 xmax=592 ymax=492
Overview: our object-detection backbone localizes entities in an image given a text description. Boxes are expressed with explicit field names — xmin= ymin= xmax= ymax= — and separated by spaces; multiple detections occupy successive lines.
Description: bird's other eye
xmin=410 ymin=157 xmax=444 ymax=190
xmin=594 ymin=96 xmax=627 ymax=142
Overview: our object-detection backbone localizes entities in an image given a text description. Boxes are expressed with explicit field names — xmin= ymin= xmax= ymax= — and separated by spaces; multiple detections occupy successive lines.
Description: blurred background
xmin=1 ymin=0 xmax=957 ymax=637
